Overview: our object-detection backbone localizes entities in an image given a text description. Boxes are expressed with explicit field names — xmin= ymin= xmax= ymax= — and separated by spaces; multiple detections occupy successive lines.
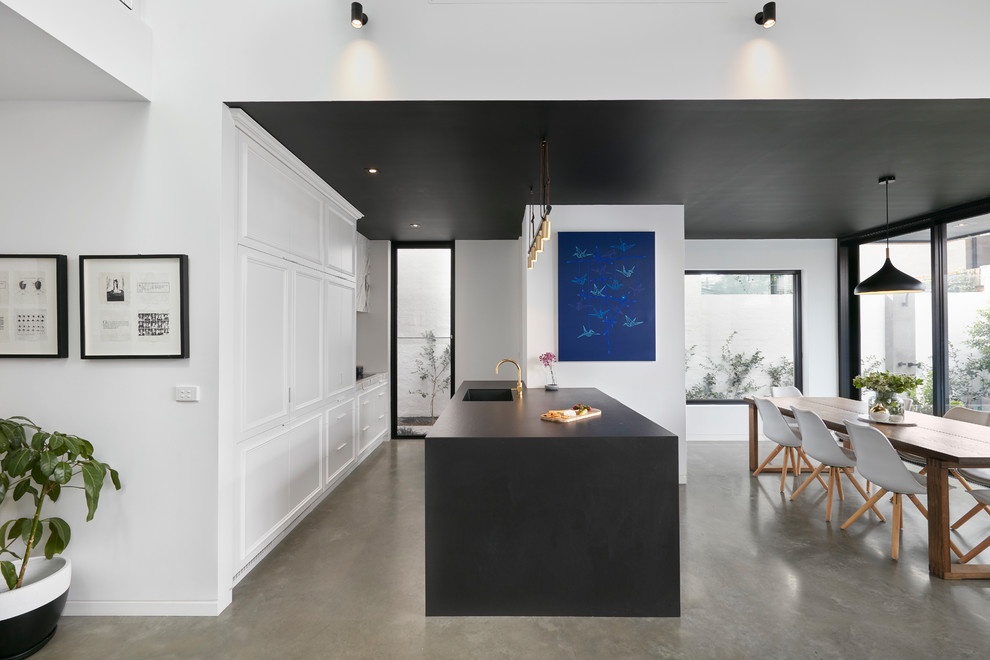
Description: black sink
xmin=463 ymin=388 xmax=514 ymax=401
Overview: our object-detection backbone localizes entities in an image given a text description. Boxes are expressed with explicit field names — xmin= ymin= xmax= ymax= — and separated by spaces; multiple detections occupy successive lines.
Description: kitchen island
xmin=426 ymin=380 xmax=680 ymax=617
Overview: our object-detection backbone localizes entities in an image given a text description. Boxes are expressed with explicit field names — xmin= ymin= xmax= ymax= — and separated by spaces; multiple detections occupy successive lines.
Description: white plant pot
xmin=0 ymin=557 xmax=71 ymax=660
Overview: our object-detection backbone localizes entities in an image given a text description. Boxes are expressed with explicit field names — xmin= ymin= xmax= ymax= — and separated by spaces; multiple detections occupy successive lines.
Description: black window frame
xmin=838 ymin=197 xmax=990 ymax=416
xmin=685 ymin=269 xmax=803 ymax=405
xmin=390 ymin=241 xmax=456 ymax=439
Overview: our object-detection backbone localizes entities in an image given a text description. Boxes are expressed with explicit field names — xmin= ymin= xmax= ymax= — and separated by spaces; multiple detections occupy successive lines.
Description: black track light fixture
xmin=755 ymin=2 xmax=776 ymax=28
xmin=854 ymin=175 xmax=926 ymax=295
xmin=351 ymin=2 xmax=368 ymax=28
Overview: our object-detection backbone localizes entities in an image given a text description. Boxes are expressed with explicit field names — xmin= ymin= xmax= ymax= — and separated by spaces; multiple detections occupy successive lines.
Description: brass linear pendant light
xmin=854 ymin=175 xmax=926 ymax=295
xmin=527 ymin=139 xmax=552 ymax=269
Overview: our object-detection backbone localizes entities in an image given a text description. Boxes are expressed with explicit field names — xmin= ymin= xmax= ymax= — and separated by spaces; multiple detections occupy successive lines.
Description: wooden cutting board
xmin=540 ymin=408 xmax=602 ymax=423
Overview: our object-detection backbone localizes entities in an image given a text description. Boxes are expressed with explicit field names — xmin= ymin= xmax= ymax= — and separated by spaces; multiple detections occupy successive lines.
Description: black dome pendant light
xmin=854 ymin=175 xmax=926 ymax=295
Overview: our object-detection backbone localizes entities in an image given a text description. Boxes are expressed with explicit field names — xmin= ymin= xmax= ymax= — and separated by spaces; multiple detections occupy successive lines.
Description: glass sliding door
xmin=857 ymin=229 xmax=932 ymax=412
xmin=392 ymin=243 xmax=454 ymax=438
xmin=946 ymin=214 xmax=990 ymax=410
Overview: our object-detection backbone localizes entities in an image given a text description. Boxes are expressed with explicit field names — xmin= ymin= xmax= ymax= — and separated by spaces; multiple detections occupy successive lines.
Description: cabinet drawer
xmin=327 ymin=400 xmax=355 ymax=482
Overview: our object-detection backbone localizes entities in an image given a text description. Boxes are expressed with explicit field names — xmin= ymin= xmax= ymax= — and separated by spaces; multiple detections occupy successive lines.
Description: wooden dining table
xmin=747 ymin=396 xmax=990 ymax=580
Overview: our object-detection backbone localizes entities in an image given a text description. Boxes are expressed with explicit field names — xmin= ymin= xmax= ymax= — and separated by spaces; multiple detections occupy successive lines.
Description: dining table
xmin=746 ymin=396 xmax=990 ymax=580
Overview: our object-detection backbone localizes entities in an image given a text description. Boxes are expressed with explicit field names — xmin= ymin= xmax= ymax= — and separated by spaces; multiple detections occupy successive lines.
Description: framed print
xmin=80 ymin=254 xmax=189 ymax=359
xmin=557 ymin=231 xmax=656 ymax=362
xmin=0 ymin=254 xmax=68 ymax=358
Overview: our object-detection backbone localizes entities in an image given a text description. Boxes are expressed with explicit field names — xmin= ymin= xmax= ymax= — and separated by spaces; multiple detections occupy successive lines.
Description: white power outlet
xmin=175 ymin=386 xmax=200 ymax=402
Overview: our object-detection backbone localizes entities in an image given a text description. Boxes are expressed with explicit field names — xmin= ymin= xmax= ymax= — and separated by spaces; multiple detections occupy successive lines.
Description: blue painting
xmin=557 ymin=231 xmax=655 ymax=362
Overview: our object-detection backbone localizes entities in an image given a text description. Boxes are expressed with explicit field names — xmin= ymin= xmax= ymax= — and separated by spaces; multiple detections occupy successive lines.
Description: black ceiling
xmin=227 ymin=100 xmax=990 ymax=242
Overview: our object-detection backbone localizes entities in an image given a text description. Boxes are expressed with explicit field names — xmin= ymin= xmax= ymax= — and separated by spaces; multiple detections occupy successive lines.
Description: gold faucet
xmin=496 ymin=359 xmax=523 ymax=398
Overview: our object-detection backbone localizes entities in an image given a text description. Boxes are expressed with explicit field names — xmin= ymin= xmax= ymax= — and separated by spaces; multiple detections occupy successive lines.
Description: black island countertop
xmin=425 ymin=379 xmax=680 ymax=618
xmin=428 ymin=380 xmax=673 ymax=440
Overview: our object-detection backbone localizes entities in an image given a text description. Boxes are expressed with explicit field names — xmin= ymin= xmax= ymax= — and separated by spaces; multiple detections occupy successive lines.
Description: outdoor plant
xmin=538 ymin=352 xmax=558 ymax=385
xmin=0 ymin=416 xmax=120 ymax=590
xmin=410 ymin=330 xmax=452 ymax=421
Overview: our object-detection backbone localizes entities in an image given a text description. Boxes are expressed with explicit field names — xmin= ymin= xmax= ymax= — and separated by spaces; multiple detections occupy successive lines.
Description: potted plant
xmin=853 ymin=370 xmax=923 ymax=422
xmin=539 ymin=352 xmax=559 ymax=391
xmin=0 ymin=416 xmax=120 ymax=659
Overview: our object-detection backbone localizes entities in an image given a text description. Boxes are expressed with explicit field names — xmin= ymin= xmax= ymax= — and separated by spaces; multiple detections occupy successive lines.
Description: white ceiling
xmin=0 ymin=3 xmax=145 ymax=101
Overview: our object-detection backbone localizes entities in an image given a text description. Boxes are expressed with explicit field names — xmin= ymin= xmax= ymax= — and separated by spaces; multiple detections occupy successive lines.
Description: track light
xmin=351 ymin=2 xmax=368 ymax=28
xmin=754 ymin=2 xmax=775 ymax=28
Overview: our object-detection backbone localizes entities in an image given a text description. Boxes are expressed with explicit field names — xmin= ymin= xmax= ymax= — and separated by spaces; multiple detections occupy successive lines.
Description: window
xmin=391 ymin=244 xmax=454 ymax=438
xmin=685 ymin=271 xmax=802 ymax=402
xmin=857 ymin=229 xmax=933 ymax=413
xmin=840 ymin=200 xmax=990 ymax=417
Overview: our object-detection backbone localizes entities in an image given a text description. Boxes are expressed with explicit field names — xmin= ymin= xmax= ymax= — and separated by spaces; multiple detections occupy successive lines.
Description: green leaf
xmin=0 ymin=476 xmax=6 ymax=505
xmin=3 ymin=447 xmax=39 ymax=477
xmin=77 ymin=437 xmax=94 ymax=458
xmin=48 ymin=483 xmax=61 ymax=502
xmin=1 ymin=561 xmax=16 ymax=590
xmin=48 ymin=433 xmax=65 ymax=454
xmin=0 ymin=433 xmax=8 ymax=454
xmin=60 ymin=434 xmax=82 ymax=457
xmin=37 ymin=451 xmax=57 ymax=478
xmin=30 ymin=431 xmax=51 ymax=451
xmin=0 ymin=420 xmax=26 ymax=447
xmin=13 ymin=479 xmax=38 ymax=503
xmin=43 ymin=518 xmax=70 ymax=559
xmin=19 ymin=519 xmax=35 ymax=545
xmin=107 ymin=466 xmax=121 ymax=490
xmin=53 ymin=462 xmax=72 ymax=485
xmin=0 ymin=520 xmax=15 ymax=545
xmin=8 ymin=518 xmax=26 ymax=542
xmin=81 ymin=461 xmax=105 ymax=521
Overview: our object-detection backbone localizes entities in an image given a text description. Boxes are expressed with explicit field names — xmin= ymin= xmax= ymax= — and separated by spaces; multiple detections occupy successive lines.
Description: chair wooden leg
xmin=892 ymin=494 xmax=902 ymax=560
xmin=825 ymin=468 xmax=836 ymax=522
xmin=842 ymin=488 xmax=887 ymax=530
xmin=790 ymin=463 xmax=825 ymax=501
xmin=866 ymin=480 xmax=871 ymax=493
xmin=951 ymin=469 xmax=973 ymax=491
xmin=841 ymin=468 xmax=885 ymax=521
xmin=952 ymin=502 xmax=989 ymax=529
xmin=907 ymin=493 xmax=928 ymax=519
xmin=959 ymin=535 xmax=990 ymax=564
xmin=836 ymin=472 xmax=845 ymax=500
xmin=795 ymin=448 xmax=802 ymax=476
xmin=753 ymin=444 xmax=784 ymax=476
xmin=779 ymin=448 xmax=791 ymax=492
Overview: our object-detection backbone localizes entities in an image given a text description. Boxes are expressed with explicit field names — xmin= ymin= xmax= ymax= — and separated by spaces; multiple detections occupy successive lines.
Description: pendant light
xmin=854 ymin=175 xmax=925 ymax=295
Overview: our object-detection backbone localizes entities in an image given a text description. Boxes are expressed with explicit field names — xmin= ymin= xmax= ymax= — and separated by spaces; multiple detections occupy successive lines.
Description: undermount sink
xmin=463 ymin=388 xmax=514 ymax=402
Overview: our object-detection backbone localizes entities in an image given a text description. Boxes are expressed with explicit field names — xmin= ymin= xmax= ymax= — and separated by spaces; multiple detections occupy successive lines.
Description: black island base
xmin=425 ymin=381 xmax=680 ymax=617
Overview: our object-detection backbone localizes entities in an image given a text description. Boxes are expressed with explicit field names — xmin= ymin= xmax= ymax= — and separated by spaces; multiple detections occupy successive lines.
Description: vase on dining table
xmin=869 ymin=389 xmax=904 ymax=422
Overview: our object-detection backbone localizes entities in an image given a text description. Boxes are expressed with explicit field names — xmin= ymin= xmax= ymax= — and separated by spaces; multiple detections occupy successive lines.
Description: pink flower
xmin=538 ymin=352 xmax=557 ymax=368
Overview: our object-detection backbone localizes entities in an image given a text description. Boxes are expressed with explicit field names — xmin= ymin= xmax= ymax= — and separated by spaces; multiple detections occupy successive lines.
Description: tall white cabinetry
xmin=231 ymin=110 xmax=387 ymax=580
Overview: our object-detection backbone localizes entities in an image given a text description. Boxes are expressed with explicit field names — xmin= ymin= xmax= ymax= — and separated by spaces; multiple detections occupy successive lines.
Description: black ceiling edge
xmin=838 ymin=196 xmax=990 ymax=246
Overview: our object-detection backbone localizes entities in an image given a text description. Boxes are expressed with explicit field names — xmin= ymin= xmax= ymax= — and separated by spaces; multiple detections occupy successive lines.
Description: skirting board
xmin=64 ymin=600 xmax=226 ymax=617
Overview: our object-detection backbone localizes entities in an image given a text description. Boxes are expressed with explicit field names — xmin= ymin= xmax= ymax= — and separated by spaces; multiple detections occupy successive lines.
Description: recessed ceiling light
xmin=409 ymin=223 xmax=421 ymax=228
xmin=365 ymin=167 xmax=379 ymax=175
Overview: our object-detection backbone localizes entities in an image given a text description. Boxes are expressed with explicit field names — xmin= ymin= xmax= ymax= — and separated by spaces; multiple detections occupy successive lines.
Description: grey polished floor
xmin=36 ymin=440 xmax=990 ymax=659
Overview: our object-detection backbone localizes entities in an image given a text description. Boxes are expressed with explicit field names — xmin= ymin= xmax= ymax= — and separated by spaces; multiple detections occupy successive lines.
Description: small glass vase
xmin=545 ymin=367 xmax=558 ymax=391
xmin=869 ymin=390 xmax=904 ymax=421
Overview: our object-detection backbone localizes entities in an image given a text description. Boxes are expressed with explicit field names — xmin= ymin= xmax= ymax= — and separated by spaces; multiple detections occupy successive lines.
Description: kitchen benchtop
xmin=427 ymin=380 xmax=675 ymax=440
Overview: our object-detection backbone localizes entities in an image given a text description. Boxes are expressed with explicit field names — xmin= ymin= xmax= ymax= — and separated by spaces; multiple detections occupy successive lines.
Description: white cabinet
xmin=358 ymin=381 xmax=388 ymax=455
xmin=232 ymin=110 xmax=368 ymax=577
xmin=326 ymin=276 xmax=356 ymax=395
xmin=326 ymin=398 xmax=356 ymax=484
xmin=327 ymin=207 xmax=356 ymax=277
xmin=240 ymin=136 xmax=324 ymax=269
xmin=240 ymin=248 xmax=290 ymax=436
xmin=292 ymin=268 xmax=324 ymax=413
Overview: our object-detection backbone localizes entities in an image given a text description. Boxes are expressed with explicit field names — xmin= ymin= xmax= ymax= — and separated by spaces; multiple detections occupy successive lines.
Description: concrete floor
xmin=35 ymin=440 xmax=990 ymax=659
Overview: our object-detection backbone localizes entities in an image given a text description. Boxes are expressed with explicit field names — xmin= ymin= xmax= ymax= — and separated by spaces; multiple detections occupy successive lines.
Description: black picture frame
xmin=0 ymin=254 xmax=69 ymax=358
xmin=79 ymin=254 xmax=189 ymax=359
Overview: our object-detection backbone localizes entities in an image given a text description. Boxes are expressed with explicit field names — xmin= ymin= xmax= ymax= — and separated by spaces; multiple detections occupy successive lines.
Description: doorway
xmin=391 ymin=243 xmax=454 ymax=438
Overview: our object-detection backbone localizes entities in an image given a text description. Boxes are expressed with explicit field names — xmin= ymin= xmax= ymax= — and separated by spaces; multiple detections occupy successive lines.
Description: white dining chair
xmin=772 ymin=386 xmax=804 ymax=435
xmin=951 ymin=468 xmax=990 ymax=530
xmin=753 ymin=397 xmax=820 ymax=492
xmin=841 ymin=420 xmax=963 ymax=560
xmin=790 ymin=407 xmax=884 ymax=523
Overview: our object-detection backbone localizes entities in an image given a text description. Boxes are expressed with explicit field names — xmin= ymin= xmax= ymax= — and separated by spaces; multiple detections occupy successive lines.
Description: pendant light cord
xmin=885 ymin=178 xmax=890 ymax=258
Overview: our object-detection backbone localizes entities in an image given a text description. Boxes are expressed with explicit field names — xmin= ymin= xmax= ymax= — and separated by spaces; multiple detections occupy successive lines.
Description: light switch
xmin=175 ymin=386 xmax=200 ymax=402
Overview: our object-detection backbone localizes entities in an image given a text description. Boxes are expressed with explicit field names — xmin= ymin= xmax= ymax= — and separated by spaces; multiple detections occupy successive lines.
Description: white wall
xmin=356 ymin=239 xmax=391 ymax=375
xmin=524 ymin=206 xmax=687 ymax=482
xmin=454 ymin=240 xmax=523 ymax=385
xmin=685 ymin=239 xmax=837 ymax=441
xmin=1 ymin=0 xmax=986 ymax=616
